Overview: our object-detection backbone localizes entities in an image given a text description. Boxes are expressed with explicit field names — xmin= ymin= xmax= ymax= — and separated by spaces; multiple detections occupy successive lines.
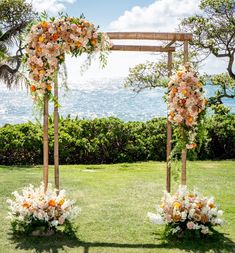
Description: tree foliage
xmin=181 ymin=0 xmax=235 ymax=80
xmin=0 ymin=0 xmax=36 ymax=88
xmin=124 ymin=51 xmax=198 ymax=93
xmin=204 ymin=73 xmax=235 ymax=105
xmin=125 ymin=0 xmax=235 ymax=107
xmin=181 ymin=0 xmax=235 ymax=105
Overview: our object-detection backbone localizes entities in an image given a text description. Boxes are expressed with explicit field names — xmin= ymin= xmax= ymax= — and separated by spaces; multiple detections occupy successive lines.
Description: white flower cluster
xmin=148 ymin=185 xmax=224 ymax=236
xmin=7 ymin=183 xmax=80 ymax=229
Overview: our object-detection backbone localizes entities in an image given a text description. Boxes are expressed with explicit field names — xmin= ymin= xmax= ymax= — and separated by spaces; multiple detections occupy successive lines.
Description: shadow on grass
xmin=9 ymin=230 xmax=235 ymax=253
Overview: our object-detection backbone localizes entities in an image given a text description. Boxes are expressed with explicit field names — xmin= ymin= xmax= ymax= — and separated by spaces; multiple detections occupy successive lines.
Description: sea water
xmin=0 ymin=77 xmax=234 ymax=126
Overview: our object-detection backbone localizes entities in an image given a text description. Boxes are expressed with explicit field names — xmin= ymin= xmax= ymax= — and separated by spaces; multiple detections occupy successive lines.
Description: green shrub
xmin=0 ymin=115 xmax=234 ymax=165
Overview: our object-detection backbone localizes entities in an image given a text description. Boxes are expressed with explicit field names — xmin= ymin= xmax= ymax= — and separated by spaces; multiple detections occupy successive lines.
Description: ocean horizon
xmin=0 ymin=77 xmax=234 ymax=126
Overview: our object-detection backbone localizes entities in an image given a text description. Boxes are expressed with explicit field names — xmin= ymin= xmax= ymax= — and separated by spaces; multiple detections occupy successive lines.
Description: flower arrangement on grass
xmin=7 ymin=183 xmax=80 ymax=235
xmin=25 ymin=14 xmax=111 ymax=102
xmin=167 ymin=64 xmax=207 ymax=149
xmin=148 ymin=186 xmax=224 ymax=239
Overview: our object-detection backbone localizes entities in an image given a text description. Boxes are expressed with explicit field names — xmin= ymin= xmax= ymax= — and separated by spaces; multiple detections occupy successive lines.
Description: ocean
xmin=0 ymin=77 xmax=234 ymax=126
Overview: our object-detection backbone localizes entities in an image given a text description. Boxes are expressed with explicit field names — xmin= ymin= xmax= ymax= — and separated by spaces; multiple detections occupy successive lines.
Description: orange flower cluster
xmin=25 ymin=17 xmax=111 ymax=100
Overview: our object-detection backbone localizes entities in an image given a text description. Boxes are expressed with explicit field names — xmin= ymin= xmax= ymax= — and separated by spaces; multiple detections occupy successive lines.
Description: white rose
xmin=181 ymin=211 xmax=187 ymax=221
xmin=201 ymin=226 xmax=209 ymax=234
xmin=217 ymin=210 xmax=223 ymax=217
xmin=51 ymin=220 xmax=59 ymax=227
xmin=189 ymin=208 xmax=195 ymax=217
xmin=214 ymin=218 xmax=224 ymax=225
xmin=147 ymin=212 xmax=164 ymax=225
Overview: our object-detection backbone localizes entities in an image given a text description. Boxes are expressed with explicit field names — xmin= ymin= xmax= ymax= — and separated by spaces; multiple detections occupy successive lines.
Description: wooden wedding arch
xmin=43 ymin=32 xmax=192 ymax=193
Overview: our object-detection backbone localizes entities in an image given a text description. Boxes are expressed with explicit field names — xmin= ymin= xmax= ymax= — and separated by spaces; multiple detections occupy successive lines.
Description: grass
xmin=0 ymin=160 xmax=234 ymax=253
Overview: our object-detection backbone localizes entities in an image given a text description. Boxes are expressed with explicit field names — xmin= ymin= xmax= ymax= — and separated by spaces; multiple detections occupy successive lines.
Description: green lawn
xmin=0 ymin=161 xmax=234 ymax=253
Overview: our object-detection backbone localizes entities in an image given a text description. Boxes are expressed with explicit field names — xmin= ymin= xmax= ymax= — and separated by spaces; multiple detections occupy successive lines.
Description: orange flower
xmin=182 ymin=89 xmax=188 ymax=95
xmin=23 ymin=202 xmax=31 ymax=209
xmin=47 ymin=84 xmax=52 ymax=91
xmin=39 ymin=69 xmax=45 ymax=75
xmin=41 ymin=21 xmax=49 ymax=29
xmin=52 ymin=33 xmax=59 ymax=41
xmin=78 ymin=25 xmax=84 ymax=31
xmin=172 ymin=87 xmax=178 ymax=93
xmin=173 ymin=214 xmax=181 ymax=222
xmin=48 ymin=199 xmax=56 ymax=207
xmin=173 ymin=201 xmax=182 ymax=209
xmin=38 ymin=36 xmax=45 ymax=43
xmin=169 ymin=111 xmax=175 ymax=117
xmin=58 ymin=199 xmax=65 ymax=207
xmin=36 ymin=47 xmax=42 ymax=53
xmin=187 ymin=116 xmax=193 ymax=123
xmin=90 ymin=38 xmax=97 ymax=46
xmin=192 ymin=143 xmax=197 ymax=148
xmin=30 ymin=85 xmax=37 ymax=92
xmin=76 ymin=41 xmax=82 ymax=48
xmin=196 ymin=202 xmax=202 ymax=209
xmin=177 ymin=71 xmax=183 ymax=78
xmin=197 ymin=82 xmax=202 ymax=88
xmin=209 ymin=203 xmax=215 ymax=209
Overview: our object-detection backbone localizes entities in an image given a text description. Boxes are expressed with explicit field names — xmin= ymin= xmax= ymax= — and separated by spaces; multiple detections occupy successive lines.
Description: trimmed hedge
xmin=0 ymin=115 xmax=234 ymax=165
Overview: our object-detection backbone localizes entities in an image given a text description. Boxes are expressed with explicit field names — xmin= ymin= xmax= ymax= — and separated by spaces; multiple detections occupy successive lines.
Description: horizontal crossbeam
xmin=110 ymin=45 xmax=175 ymax=52
xmin=107 ymin=32 xmax=192 ymax=41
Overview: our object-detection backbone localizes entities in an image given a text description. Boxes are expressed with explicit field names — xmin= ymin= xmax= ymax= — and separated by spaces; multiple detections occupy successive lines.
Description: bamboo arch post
xmin=43 ymin=94 xmax=49 ymax=193
xmin=166 ymin=51 xmax=173 ymax=193
xmin=54 ymin=76 xmax=59 ymax=191
xmin=181 ymin=40 xmax=189 ymax=186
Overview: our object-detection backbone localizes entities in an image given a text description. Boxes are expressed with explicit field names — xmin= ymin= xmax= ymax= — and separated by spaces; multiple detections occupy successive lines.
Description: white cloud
xmin=26 ymin=0 xmax=76 ymax=15
xmin=109 ymin=0 xmax=201 ymax=32
xmin=106 ymin=0 xmax=228 ymax=76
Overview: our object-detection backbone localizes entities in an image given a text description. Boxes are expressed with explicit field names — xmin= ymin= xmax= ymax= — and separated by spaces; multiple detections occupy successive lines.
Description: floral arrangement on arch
xmin=167 ymin=64 xmax=207 ymax=149
xmin=148 ymin=186 xmax=224 ymax=239
xmin=25 ymin=14 xmax=112 ymax=102
xmin=7 ymin=183 xmax=80 ymax=235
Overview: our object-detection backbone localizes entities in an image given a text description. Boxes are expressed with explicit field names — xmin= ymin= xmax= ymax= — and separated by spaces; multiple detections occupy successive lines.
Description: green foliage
xmin=124 ymin=52 xmax=198 ymax=92
xmin=210 ymin=104 xmax=231 ymax=115
xmin=11 ymin=217 xmax=54 ymax=235
xmin=0 ymin=0 xmax=35 ymax=30
xmin=205 ymin=73 xmax=235 ymax=105
xmin=0 ymin=122 xmax=43 ymax=164
xmin=11 ymin=217 xmax=76 ymax=236
xmin=204 ymin=114 xmax=235 ymax=159
xmin=0 ymin=115 xmax=234 ymax=165
xmin=181 ymin=0 xmax=235 ymax=80
xmin=0 ymin=0 xmax=36 ymax=88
